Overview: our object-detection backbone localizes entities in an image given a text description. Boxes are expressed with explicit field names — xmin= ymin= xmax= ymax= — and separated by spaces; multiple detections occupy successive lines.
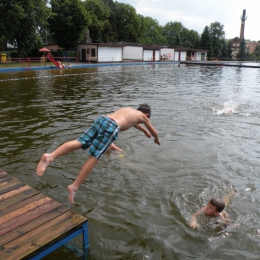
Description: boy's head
xmin=137 ymin=104 xmax=151 ymax=118
xmin=204 ymin=198 xmax=225 ymax=216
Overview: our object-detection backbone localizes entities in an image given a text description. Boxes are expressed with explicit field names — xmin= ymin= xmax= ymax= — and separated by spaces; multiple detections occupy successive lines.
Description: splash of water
xmin=213 ymin=100 xmax=238 ymax=115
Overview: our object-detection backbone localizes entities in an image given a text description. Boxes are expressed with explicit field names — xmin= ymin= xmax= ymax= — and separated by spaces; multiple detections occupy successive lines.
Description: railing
xmin=0 ymin=57 xmax=78 ymax=69
xmin=206 ymin=57 xmax=259 ymax=62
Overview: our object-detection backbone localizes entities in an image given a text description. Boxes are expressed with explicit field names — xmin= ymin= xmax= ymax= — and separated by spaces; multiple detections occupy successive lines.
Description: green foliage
xmin=209 ymin=22 xmax=225 ymax=57
xmin=250 ymin=43 xmax=260 ymax=60
xmin=114 ymin=2 xmax=141 ymax=42
xmin=236 ymin=38 xmax=247 ymax=59
xmin=0 ymin=0 xmax=228 ymax=55
xmin=181 ymin=28 xmax=199 ymax=48
xmin=163 ymin=22 xmax=183 ymax=46
xmin=221 ymin=39 xmax=228 ymax=58
xmin=199 ymin=26 xmax=212 ymax=56
xmin=227 ymin=40 xmax=233 ymax=58
xmin=48 ymin=0 xmax=91 ymax=49
xmin=138 ymin=16 xmax=167 ymax=45
xmin=84 ymin=0 xmax=111 ymax=43
xmin=0 ymin=0 xmax=50 ymax=56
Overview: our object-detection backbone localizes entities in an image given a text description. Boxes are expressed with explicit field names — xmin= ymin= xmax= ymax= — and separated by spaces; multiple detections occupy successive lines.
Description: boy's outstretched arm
xmin=134 ymin=124 xmax=151 ymax=138
xmin=189 ymin=209 xmax=203 ymax=228
xmin=219 ymin=211 xmax=231 ymax=224
xmin=223 ymin=190 xmax=236 ymax=207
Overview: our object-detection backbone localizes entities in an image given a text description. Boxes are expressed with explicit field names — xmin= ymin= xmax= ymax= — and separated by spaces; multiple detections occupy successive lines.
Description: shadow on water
xmin=1 ymin=64 xmax=260 ymax=259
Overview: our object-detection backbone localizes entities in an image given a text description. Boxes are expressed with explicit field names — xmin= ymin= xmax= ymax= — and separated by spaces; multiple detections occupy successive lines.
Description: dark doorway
xmin=81 ymin=49 xmax=86 ymax=61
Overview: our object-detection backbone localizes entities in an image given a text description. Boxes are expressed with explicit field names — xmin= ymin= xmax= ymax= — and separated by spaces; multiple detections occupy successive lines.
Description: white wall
xmin=155 ymin=50 xmax=160 ymax=61
xmin=143 ymin=50 xmax=153 ymax=61
xmin=180 ymin=52 xmax=186 ymax=61
xmin=174 ymin=51 xmax=179 ymax=61
xmin=160 ymin=48 xmax=175 ymax=61
xmin=123 ymin=46 xmax=143 ymax=60
xmin=143 ymin=50 xmax=160 ymax=61
xmin=98 ymin=47 xmax=123 ymax=62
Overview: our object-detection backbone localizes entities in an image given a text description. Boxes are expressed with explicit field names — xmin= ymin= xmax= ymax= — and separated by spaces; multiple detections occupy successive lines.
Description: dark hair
xmin=137 ymin=104 xmax=151 ymax=118
xmin=209 ymin=198 xmax=225 ymax=213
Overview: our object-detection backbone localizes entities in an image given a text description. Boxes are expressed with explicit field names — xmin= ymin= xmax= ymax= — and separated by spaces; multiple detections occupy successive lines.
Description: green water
xmin=1 ymin=65 xmax=260 ymax=259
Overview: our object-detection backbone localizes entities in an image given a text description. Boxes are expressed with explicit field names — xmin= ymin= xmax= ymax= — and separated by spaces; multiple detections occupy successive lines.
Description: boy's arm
xmin=223 ymin=190 xmax=235 ymax=207
xmin=189 ymin=208 xmax=203 ymax=228
xmin=219 ymin=211 xmax=231 ymax=224
xmin=141 ymin=115 xmax=160 ymax=145
xmin=134 ymin=124 xmax=151 ymax=138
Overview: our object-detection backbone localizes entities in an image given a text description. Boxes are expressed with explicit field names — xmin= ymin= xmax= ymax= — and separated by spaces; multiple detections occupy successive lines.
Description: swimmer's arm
xmin=219 ymin=211 xmax=231 ymax=224
xmin=189 ymin=208 xmax=203 ymax=228
xmin=134 ymin=124 xmax=151 ymax=138
xmin=223 ymin=190 xmax=235 ymax=206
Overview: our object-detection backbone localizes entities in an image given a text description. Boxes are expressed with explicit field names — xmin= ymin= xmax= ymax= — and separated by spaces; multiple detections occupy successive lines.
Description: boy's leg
xmin=67 ymin=155 xmax=98 ymax=204
xmin=36 ymin=140 xmax=82 ymax=176
xmin=109 ymin=143 xmax=125 ymax=154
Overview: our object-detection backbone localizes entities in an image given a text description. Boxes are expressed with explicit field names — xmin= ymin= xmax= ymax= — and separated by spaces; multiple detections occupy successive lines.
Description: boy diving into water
xmin=36 ymin=104 xmax=160 ymax=204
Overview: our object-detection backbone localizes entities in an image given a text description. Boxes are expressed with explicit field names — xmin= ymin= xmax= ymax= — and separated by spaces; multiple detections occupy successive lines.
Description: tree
xmin=48 ymin=0 xmax=91 ymax=50
xmin=221 ymin=39 xmax=228 ymax=58
xmin=236 ymin=38 xmax=247 ymax=59
xmin=227 ymin=40 xmax=233 ymax=59
xmin=100 ymin=0 xmax=118 ymax=41
xmin=181 ymin=28 xmax=199 ymax=48
xmin=200 ymin=26 xmax=213 ymax=57
xmin=251 ymin=42 xmax=260 ymax=61
xmin=84 ymin=0 xmax=111 ymax=43
xmin=115 ymin=2 xmax=141 ymax=42
xmin=209 ymin=21 xmax=225 ymax=57
xmin=138 ymin=16 xmax=167 ymax=45
xmin=163 ymin=22 xmax=183 ymax=46
xmin=0 ymin=0 xmax=50 ymax=56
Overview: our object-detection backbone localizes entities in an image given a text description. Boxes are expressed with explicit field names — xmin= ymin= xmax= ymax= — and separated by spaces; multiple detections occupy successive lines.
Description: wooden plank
xmin=0 ymin=198 xmax=59 ymax=236
xmin=0 ymin=170 xmax=88 ymax=260
xmin=0 ymin=211 xmax=85 ymax=260
xmin=0 ymin=193 xmax=46 ymax=217
xmin=0 ymin=175 xmax=12 ymax=183
xmin=0 ymin=170 xmax=12 ymax=183
xmin=0 ymin=182 xmax=26 ymax=195
xmin=0 ymin=177 xmax=20 ymax=190
xmin=0 ymin=189 xmax=40 ymax=210
xmin=0 ymin=205 xmax=69 ymax=247
xmin=0 ymin=185 xmax=32 ymax=201
xmin=0 ymin=196 xmax=52 ymax=226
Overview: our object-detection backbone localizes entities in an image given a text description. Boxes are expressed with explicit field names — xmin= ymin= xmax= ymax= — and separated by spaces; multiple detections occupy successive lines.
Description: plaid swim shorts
xmin=77 ymin=116 xmax=120 ymax=159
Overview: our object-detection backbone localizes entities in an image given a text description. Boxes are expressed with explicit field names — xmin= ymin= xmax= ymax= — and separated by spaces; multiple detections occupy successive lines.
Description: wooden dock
xmin=0 ymin=169 xmax=88 ymax=260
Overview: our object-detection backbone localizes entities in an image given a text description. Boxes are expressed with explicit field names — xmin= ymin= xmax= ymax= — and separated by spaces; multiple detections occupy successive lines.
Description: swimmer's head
xmin=137 ymin=104 xmax=151 ymax=118
xmin=204 ymin=198 xmax=225 ymax=216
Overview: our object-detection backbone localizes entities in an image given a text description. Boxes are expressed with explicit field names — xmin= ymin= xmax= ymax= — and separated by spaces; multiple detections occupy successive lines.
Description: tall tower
xmin=240 ymin=9 xmax=247 ymax=39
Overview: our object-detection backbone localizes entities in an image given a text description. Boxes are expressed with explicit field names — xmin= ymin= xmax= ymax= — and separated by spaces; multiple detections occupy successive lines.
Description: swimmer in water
xmin=189 ymin=191 xmax=235 ymax=229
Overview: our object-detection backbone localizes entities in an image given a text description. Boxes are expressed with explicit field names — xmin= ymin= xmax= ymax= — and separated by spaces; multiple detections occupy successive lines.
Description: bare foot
xmin=67 ymin=185 xmax=78 ymax=204
xmin=36 ymin=153 xmax=52 ymax=176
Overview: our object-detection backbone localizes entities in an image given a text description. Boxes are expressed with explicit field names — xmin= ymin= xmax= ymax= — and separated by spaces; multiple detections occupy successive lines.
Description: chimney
xmin=240 ymin=9 xmax=247 ymax=39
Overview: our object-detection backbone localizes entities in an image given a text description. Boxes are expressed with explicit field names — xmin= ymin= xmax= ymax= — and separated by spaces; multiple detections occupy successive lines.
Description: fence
xmin=0 ymin=57 xmax=78 ymax=69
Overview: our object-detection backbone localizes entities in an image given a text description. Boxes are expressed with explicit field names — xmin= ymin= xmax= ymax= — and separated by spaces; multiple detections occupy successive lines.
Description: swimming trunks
xmin=77 ymin=116 xmax=120 ymax=159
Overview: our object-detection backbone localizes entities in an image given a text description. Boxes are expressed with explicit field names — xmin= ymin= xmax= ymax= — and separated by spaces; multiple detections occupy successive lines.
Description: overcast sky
xmin=117 ymin=0 xmax=259 ymax=41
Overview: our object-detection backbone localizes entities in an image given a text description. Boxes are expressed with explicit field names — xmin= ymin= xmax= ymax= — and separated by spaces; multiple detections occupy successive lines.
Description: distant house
xmin=230 ymin=37 xmax=257 ymax=57
xmin=174 ymin=47 xmax=208 ymax=61
xmin=246 ymin=41 xmax=258 ymax=54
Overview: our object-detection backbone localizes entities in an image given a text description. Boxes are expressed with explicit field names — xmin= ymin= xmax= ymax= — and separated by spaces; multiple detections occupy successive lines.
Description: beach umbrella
xmin=39 ymin=47 xmax=50 ymax=52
